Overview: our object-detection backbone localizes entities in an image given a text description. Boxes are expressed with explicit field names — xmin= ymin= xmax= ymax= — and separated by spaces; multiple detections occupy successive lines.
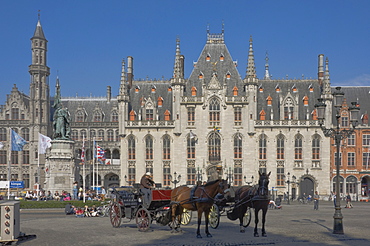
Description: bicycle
xmin=97 ymin=201 xmax=111 ymax=217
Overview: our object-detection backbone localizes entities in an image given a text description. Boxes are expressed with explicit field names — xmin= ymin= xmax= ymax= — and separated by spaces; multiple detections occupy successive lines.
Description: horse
xmin=170 ymin=179 xmax=228 ymax=238
xmin=227 ymin=171 xmax=271 ymax=237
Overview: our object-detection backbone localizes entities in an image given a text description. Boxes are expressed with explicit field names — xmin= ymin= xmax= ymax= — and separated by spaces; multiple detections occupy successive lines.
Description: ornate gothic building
xmin=1 ymin=18 xmax=370 ymax=200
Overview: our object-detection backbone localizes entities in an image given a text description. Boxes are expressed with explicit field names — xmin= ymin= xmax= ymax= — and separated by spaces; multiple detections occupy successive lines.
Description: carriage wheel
xmin=136 ymin=208 xmax=151 ymax=232
xmin=180 ymin=208 xmax=192 ymax=225
xmin=209 ymin=204 xmax=220 ymax=229
xmin=242 ymin=207 xmax=252 ymax=227
xmin=109 ymin=202 xmax=122 ymax=228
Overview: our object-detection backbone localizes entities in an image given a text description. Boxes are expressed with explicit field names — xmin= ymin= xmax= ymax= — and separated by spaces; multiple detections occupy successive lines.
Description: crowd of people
xmin=65 ymin=204 xmax=102 ymax=217
xmin=23 ymin=186 xmax=107 ymax=202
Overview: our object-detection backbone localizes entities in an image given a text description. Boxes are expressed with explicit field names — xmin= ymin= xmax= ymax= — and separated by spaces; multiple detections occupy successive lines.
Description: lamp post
xmin=124 ymin=175 xmax=132 ymax=186
xmin=285 ymin=172 xmax=291 ymax=205
xmin=244 ymin=175 xmax=254 ymax=185
xmin=315 ymin=87 xmax=360 ymax=234
xmin=292 ymin=175 xmax=298 ymax=201
xmin=170 ymin=172 xmax=181 ymax=188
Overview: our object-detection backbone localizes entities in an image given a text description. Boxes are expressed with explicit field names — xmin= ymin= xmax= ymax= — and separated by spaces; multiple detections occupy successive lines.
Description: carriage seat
xmin=118 ymin=190 xmax=139 ymax=207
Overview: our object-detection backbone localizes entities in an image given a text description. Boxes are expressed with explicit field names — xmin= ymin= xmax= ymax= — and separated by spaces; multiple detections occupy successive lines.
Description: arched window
xmin=234 ymin=134 xmax=242 ymax=159
xmin=107 ymin=130 xmax=114 ymax=141
xmin=277 ymin=134 xmax=285 ymax=160
xmin=98 ymin=130 xmax=104 ymax=141
xmin=93 ymin=111 xmax=102 ymax=122
xmin=21 ymin=128 xmax=30 ymax=141
xmin=208 ymin=132 xmax=221 ymax=162
xmin=76 ymin=111 xmax=84 ymax=122
xmin=209 ymin=98 xmax=220 ymax=125
xmin=112 ymin=149 xmax=120 ymax=159
xmin=11 ymin=107 xmax=19 ymax=120
xmin=145 ymin=135 xmax=153 ymax=160
xmin=71 ymin=130 xmax=78 ymax=141
xmin=115 ymin=130 xmax=120 ymax=141
xmin=187 ymin=134 xmax=195 ymax=159
xmin=105 ymin=149 xmax=111 ymax=159
xmin=128 ymin=136 xmax=135 ymax=160
xmin=111 ymin=111 xmax=118 ymax=122
xmin=163 ymin=135 xmax=171 ymax=160
xmin=312 ymin=135 xmax=321 ymax=160
xmin=294 ymin=134 xmax=303 ymax=160
xmin=0 ymin=128 xmax=7 ymax=141
xmin=259 ymin=134 xmax=267 ymax=160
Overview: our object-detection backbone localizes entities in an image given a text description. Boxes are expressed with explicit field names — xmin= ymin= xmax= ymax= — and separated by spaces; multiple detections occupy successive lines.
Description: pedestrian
xmin=313 ymin=191 xmax=319 ymax=210
xmin=333 ymin=194 xmax=336 ymax=207
xmin=345 ymin=193 xmax=353 ymax=208
xmin=73 ymin=181 xmax=78 ymax=200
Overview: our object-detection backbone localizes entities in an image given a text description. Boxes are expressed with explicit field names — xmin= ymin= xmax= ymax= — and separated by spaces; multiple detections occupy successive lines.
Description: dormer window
xmin=164 ymin=110 xmax=171 ymax=121
xmin=292 ymin=85 xmax=297 ymax=92
xmin=220 ymin=54 xmax=224 ymax=61
xmin=259 ymin=109 xmax=266 ymax=120
xmin=129 ymin=110 xmax=136 ymax=121
xmin=259 ymin=86 xmax=264 ymax=93
xmin=303 ymin=96 xmax=309 ymax=106
xmin=266 ymin=95 xmax=272 ymax=106
xmin=206 ymin=54 xmax=211 ymax=61
xmin=226 ymin=72 xmax=231 ymax=79
xmin=158 ymin=97 xmax=163 ymax=107
xmin=233 ymin=86 xmax=238 ymax=96
xmin=168 ymin=86 xmax=172 ymax=92
xmin=199 ymin=72 xmax=204 ymax=79
xmin=191 ymin=86 xmax=197 ymax=96
xmin=309 ymin=84 xmax=314 ymax=92
xmin=275 ymin=86 xmax=280 ymax=92
xmin=151 ymin=86 xmax=156 ymax=93
xmin=135 ymin=86 xmax=140 ymax=93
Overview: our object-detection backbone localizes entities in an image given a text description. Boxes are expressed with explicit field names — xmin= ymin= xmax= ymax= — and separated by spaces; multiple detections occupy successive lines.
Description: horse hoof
xmin=196 ymin=234 xmax=202 ymax=238
xmin=262 ymin=233 xmax=267 ymax=237
xmin=240 ymin=229 xmax=245 ymax=233
xmin=254 ymin=233 xmax=259 ymax=237
xmin=207 ymin=234 xmax=212 ymax=238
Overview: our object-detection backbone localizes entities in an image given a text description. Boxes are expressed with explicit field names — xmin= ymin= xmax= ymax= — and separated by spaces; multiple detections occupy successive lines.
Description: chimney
xmin=127 ymin=56 xmax=134 ymax=89
xmin=318 ymin=54 xmax=324 ymax=87
xmin=107 ymin=86 xmax=111 ymax=102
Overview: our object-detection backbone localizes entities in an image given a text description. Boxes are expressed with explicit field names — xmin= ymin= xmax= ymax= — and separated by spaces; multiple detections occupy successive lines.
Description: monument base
xmin=45 ymin=140 xmax=75 ymax=196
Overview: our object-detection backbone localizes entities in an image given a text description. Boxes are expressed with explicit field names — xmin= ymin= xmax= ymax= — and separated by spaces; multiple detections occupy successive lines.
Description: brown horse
xmin=170 ymin=179 xmax=228 ymax=238
xmin=227 ymin=172 xmax=270 ymax=237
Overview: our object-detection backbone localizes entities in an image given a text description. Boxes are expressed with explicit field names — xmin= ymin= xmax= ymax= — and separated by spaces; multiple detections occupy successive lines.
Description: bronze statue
xmin=52 ymin=78 xmax=71 ymax=140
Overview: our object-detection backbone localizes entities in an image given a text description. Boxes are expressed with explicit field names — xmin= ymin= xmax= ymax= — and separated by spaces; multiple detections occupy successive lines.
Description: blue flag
xmin=11 ymin=129 xmax=27 ymax=151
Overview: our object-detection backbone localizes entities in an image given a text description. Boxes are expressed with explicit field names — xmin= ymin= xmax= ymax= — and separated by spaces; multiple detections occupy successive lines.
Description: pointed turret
xmin=173 ymin=37 xmax=184 ymax=79
xmin=323 ymin=57 xmax=331 ymax=95
xmin=264 ymin=52 xmax=271 ymax=80
xmin=119 ymin=59 xmax=127 ymax=95
xmin=246 ymin=36 xmax=257 ymax=79
xmin=33 ymin=17 xmax=46 ymax=40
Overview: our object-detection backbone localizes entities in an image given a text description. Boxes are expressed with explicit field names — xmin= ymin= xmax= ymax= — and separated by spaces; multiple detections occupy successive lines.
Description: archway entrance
xmin=361 ymin=176 xmax=370 ymax=197
xmin=300 ymin=177 xmax=314 ymax=197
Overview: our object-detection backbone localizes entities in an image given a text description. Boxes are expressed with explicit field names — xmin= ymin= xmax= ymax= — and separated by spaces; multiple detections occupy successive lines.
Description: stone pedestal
xmin=45 ymin=140 xmax=75 ymax=195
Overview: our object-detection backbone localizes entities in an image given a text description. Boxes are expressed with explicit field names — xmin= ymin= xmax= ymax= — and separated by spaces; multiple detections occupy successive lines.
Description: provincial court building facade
xmin=1 ymin=17 xmax=370 ymax=200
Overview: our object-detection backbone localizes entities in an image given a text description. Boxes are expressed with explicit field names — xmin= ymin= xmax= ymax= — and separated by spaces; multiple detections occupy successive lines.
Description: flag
xmin=38 ymin=133 xmax=52 ymax=154
xmin=96 ymin=145 xmax=105 ymax=164
xmin=0 ymin=142 xmax=3 ymax=150
xmin=11 ymin=129 xmax=27 ymax=151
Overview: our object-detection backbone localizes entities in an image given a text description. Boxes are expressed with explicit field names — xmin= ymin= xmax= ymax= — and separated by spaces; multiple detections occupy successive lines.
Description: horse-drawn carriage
xmin=109 ymin=186 xmax=192 ymax=231
xmin=208 ymin=187 xmax=252 ymax=229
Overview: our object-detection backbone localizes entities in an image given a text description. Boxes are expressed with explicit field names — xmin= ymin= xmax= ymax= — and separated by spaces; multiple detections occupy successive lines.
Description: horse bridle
xmin=258 ymin=177 xmax=269 ymax=197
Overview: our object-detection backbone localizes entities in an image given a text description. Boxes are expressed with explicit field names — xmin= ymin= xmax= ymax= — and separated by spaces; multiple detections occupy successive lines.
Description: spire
xmin=173 ymin=37 xmax=183 ymax=79
xmin=32 ymin=11 xmax=46 ymax=40
xmin=53 ymin=76 xmax=61 ymax=109
xmin=264 ymin=51 xmax=271 ymax=80
xmin=324 ymin=57 xmax=331 ymax=95
xmin=246 ymin=36 xmax=256 ymax=79
xmin=119 ymin=59 xmax=127 ymax=95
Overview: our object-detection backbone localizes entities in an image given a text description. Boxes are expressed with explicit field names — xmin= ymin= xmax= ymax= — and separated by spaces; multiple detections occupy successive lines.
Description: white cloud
xmin=335 ymin=74 xmax=370 ymax=86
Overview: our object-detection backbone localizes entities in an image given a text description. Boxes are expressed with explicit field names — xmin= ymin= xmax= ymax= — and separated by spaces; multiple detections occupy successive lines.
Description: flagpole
xmin=7 ymin=128 xmax=11 ymax=200
xmin=37 ymin=154 xmax=40 ymax=201
xmin=82 ymin=136 xmax=86 ymax=203
xmin=93 ymin=137 xmax=95 ymax=192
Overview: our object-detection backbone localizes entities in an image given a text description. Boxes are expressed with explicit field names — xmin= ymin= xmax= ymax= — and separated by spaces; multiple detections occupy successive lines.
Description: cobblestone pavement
xmin=15 ymin=201 xmax=370 ymax=246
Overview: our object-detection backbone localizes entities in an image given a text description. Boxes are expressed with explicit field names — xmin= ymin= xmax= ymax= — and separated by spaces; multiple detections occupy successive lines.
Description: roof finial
xmin=264 ymin=51 xmax=270 ymax=80
xmin=222 ymin=20 xmax=224 ymax=34
xmin=38 ymin=10 xmax=40 ymax=20
xmin=246 ymin=35 xmax=256 ymax=79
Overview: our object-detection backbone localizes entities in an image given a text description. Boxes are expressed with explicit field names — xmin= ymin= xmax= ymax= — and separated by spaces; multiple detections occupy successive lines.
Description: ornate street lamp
xmin=285 ymin=172 xmax=291 ymax=205
xmin=244 ymin=175 xmax=254 ymax=185
xmin=124 ymin=175 xmax=132 ymax=186
xmin=315 ymin=87 xmax=360 ymax=234
xmin=170 ymin=172 xmax=181 ymax=188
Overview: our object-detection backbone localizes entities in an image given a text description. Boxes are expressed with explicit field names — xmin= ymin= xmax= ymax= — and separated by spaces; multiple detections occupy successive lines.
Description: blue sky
xmin=1 ymin=1 xmax=369 ymax=103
